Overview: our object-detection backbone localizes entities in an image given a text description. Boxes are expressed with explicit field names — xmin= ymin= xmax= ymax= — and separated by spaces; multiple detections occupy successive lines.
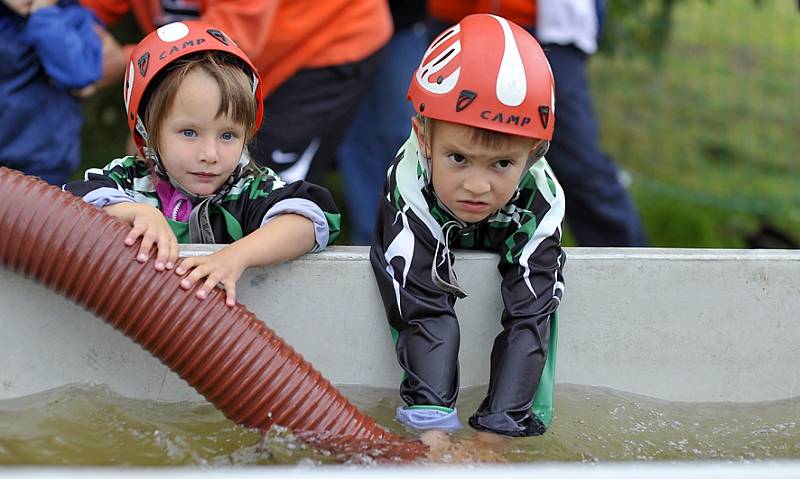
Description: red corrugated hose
xmin=0 ymin=168 xmax=426 ymax=462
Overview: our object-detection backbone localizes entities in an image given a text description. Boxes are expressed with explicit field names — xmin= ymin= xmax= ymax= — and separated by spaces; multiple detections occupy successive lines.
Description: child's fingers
xmin=175 ymin=256 xmax=196 ymax=277
xmin=124 ymin=223 xmax=145 ymax=247
xmin=196 ymin=273 xmax=223 ymax=300
xmin=179 ymin=262 xmax=214 ymax=294
xmin=153 ymin=234 xmax=177 ymax=271
xmin=224 ymin=281 xmax=237 ymax=307
xmin=136 ymin=230 xmax=158 ymax=263
xmin=166 ymin=240 xmax=180 ymax=270
xmin=153 ymin=238 xmax=169 ymax=271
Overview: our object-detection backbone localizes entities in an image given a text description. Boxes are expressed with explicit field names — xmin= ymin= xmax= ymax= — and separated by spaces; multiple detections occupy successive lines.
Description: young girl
xmin=65 ymin=21 xmax=340 ymax=306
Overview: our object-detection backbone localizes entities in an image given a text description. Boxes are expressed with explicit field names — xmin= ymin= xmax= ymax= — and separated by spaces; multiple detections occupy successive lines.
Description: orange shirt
xmin=427 ymin=0 xmax=536 ymax=28
xmin=82 ymin=0 xmax=393 ymax=96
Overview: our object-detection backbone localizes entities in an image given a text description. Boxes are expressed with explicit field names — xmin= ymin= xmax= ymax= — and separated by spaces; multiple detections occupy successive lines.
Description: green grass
xmin=589 ymin=0 xmax=800 ymax=247
xmin=78 ymin=1 xmax=800 ymax=247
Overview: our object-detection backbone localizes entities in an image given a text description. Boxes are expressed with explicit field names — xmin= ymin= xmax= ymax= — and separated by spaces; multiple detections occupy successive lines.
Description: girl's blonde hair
xmin=142 ymin=51 xmax=259 ymax=171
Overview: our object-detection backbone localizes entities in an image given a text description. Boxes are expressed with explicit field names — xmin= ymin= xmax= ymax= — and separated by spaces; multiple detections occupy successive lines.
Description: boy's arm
xmin=369 ymin=189 xmax=462 ymax=426
xmin=23 ymin=4 xmax=102 ymax=89
xmin=473 ymin=162 xmax=565 ymax=434
xmin=497 ymin=219 xmax=565 ymax=323
xmin=65 ymin=156 xmax=177 ymax=271
xmin=496 ymin=161 xmax=566 ymax=320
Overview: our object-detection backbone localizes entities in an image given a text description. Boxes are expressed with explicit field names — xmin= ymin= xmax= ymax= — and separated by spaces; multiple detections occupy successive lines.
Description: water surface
xmin=1 ymin=384 xmax=798 ymax=465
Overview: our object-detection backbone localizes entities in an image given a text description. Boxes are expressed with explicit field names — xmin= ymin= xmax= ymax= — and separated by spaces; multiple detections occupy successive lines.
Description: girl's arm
xmin=64 ymin=157 xmax=177 ymax=271
xmin=175 ymin=213 xmax=315 ymax=306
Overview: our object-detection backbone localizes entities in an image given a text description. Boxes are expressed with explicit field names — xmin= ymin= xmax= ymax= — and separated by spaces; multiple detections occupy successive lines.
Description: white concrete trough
xmin=1 ymin=246 xmax=799 ymax=477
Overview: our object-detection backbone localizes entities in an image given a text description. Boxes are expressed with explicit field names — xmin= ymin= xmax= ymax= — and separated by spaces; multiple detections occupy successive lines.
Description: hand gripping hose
xmin=0 ymin=168 xmax=426 ymax=462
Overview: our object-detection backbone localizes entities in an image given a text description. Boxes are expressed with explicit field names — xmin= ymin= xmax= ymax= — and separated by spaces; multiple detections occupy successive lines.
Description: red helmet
xmin=408 ymin=14 xmax=555 ymax=141
xmin=123 ymin=21 xmax=264 ymax=154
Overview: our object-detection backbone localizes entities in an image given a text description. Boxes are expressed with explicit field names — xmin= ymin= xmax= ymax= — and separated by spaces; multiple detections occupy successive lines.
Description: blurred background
xmin=78 ymin=0 xmax=800 ymax=248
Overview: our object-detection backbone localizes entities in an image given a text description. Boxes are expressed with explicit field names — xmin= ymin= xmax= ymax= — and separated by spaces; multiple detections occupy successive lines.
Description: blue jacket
xmin=0 ymin=1 xmax=102 ymax=184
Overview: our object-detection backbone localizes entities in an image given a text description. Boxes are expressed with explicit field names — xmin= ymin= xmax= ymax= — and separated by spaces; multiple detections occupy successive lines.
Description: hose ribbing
xmin=0 ymin=168 xmax=426 ymax=462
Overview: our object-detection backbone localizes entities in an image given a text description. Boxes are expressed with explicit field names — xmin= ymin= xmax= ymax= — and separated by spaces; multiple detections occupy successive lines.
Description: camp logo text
xmin=480 ymin=110 xmax=531 ymax=127
xmin=158 ymin=38 xmax=206 ymax=60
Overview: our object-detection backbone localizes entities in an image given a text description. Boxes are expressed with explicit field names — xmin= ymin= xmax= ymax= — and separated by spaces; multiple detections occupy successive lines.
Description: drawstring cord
xmin=431 ymin=220 xmax=468 ymax=299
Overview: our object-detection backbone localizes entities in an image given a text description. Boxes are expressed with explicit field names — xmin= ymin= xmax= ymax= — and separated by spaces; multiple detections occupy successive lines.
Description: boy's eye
xmin=447 ymin=153 xmax=466 ymax=164
xmin=495 ymin=159 xmax=514 ymax=169
xmin=181 ymin=129 xmax=197 ymax=138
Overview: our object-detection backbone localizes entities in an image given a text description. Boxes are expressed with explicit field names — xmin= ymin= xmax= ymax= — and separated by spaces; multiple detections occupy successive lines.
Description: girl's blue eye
xmin=181 ymin=129 xmax=196 ymax=138
xmin=221 ymin=132 xmax=235 ymax=141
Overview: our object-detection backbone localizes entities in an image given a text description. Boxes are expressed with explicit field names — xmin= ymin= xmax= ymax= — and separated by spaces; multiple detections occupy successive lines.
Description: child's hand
xmin=3 ymin=0 xmax=32 ymax=16
xmin=421 ymin=430 xmax=509 ymax=463
xmin=105 ymin=203 xmax=179 ymax=271
xmin=174 ymin=247 xmax=246 ymax=307
xmin=420 ymin=430 xmax=452 ymax=457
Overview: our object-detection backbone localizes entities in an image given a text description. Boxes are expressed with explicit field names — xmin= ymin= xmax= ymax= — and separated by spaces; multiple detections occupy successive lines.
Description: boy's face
xmin=414 ymin=118 xmax=537 ymax=224
xmin=158 ymin=68 xmax=246 ymax=196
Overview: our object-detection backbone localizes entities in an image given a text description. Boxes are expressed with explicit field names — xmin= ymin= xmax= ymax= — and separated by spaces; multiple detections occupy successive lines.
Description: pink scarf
xmin=155 ymin=180 xmax=192 ymax=223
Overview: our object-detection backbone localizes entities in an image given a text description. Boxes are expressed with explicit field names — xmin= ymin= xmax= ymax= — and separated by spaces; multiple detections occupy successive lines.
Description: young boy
xmin=370 ymin=14 xmax=566 ymax=444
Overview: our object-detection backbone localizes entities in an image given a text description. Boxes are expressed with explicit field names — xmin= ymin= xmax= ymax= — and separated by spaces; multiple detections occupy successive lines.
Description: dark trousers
xmin=249 ymin=48 xmax=386 ymax=185
xmin=543 ymin=44 xmax=647 ymax=246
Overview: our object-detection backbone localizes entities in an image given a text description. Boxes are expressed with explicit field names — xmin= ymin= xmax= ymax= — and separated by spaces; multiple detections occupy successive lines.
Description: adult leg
xmin=544 ymin=44 xmax=647 ymax=246
xmin=337 ymin=25 xmax=428 ymax=245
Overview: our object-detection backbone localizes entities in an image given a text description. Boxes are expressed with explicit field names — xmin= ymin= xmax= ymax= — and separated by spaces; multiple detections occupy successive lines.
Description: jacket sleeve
xmin=369 ymin=179 xmax=460 ymax=409
xmin=63 ymin=157 xmax=140 ymax=207
xmin=240 ymin=174 xmax=341 ymax=249
xmin=23 ymin=4 xmax=102 ymax=89
xmin=467 ymin=161 xmax=565 ymax=436
xmin=496 ymin=162 xmax=565 ymax=328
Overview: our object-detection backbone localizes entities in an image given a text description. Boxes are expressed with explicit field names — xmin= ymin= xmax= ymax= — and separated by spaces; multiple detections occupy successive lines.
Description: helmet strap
xmin=416 ymin=116 xmax=434 ymax=185
xmin=532 ymin=140 xmax=550 ymax=161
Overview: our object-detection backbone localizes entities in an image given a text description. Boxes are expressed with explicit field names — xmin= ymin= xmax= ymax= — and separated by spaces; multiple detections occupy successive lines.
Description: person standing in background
xmin=337 ymin=0 xmax=429 ymax=245
xmin=80 ymin=0 xmax=391 ymax=185
xmin=428 ymin=0 xmax=648 ymax=246
xmin=0 ymin=0 xmax=102 ymax=185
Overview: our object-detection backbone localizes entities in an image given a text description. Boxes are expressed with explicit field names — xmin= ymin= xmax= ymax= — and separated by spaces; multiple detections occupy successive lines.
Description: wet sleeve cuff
xmin=395 ymin=405 xmax=462 ymax=432
xmin=261 ymin=198 xmax=329 ymax=252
